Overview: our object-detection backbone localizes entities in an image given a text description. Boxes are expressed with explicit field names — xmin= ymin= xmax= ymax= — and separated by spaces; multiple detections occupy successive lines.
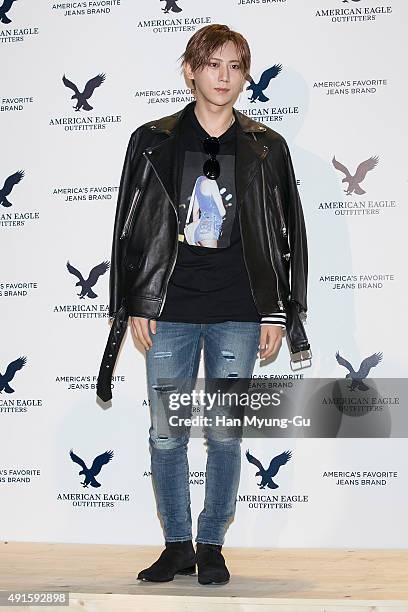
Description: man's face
xmin=185 ymin=41 xmax=247 ymax=107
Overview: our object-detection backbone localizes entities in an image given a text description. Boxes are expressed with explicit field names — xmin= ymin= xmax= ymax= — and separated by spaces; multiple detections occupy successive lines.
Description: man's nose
xmin=219 ymin=66 xmax=229 ymax=82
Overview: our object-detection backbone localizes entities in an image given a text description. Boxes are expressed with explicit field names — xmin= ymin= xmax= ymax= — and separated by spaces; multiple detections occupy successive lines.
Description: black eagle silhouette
xmin=335 ymin=350 xmax=383 ymax=391
xmin=332 ymin=155 xmax=379 ymax=196
xmin=0 ymin=0 xmax=17 ymax=24
xmin=246 ymin=449 xmax=292 ymax=489
xmin=69 ymin=449 xmax=114 ymax=488
xmin=246 ymin=64 xmax=283 ymax=103
xmin=66 ymin=260 xmax=109 ymax=299
xmin=160 ymin=0 xmax=182 ymax=13
xmin=0 ymin=170 xmax=24 ymax=207
xmin=62 ymin=73 xmax=106 ymax=111
xmin=0 ymin=356 xmax=27 ymax=393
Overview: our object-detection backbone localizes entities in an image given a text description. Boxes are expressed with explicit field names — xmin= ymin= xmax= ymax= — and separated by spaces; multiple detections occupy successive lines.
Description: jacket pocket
xmin=273 ymin=184 xmax=287 ymax=238
xmin=265 ymin=204 xmax=290 ymax=272
xmin=120 ymin=185 xmax=142 ymax=240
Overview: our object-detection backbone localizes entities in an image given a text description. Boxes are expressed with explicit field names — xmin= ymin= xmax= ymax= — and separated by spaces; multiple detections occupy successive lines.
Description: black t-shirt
xmin=157 ymin=102 xmax=262 ymax=323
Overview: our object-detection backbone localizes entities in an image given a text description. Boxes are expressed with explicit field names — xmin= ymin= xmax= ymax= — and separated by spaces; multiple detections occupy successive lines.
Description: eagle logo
xmin=160 ymin=0 xmax=182 ymax=13
xmin=66 ymin=260 xmax=109 ymax=299
xmin=332 ymin=155 xmax=379 ymax=195
xmin=0 ymin=170 xmax=24 ymax=207
xmin=70 ymin=449 xmax=114 ymax=488
xmin=0 ymin=356 xmax=27 ymax=394
xmin=0 ymin=0 xmax=17 ymax=24
xmin=246 ymin=449 xmax=292 ymax=489
xmin=62 ymin=73 xmax=106 ymax=111
xmin=246 ymin=64 xmax=283 ymax=103
xmin=335 ymin=350 xmax=383 ymax=391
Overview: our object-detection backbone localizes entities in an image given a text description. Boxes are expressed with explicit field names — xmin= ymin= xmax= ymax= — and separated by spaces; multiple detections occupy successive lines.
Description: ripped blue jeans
xmin=145 ymin=320 xmax=260 ymax=546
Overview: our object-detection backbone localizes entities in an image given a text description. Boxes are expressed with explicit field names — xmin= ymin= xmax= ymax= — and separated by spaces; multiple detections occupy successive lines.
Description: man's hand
xmin=259 ymin=324 xmax=283 ymax=360
xmin=130 ymin=316 xmax=156 ymax=350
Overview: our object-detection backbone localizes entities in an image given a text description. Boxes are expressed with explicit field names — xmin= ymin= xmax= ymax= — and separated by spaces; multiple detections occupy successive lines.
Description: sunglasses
xmin=202 ymin=136 xmax=220 ymax=180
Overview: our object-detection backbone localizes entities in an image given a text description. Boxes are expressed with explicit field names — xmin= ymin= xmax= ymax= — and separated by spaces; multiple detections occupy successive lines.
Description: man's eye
xmin=209 ymin=62 xmax=218 ymax=68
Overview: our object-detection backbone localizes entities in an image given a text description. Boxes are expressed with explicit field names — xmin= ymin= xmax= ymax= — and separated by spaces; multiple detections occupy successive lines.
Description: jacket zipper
xmin=120 ymin=186 xmax=141 ymax=240
xmin=261 ymin=162 xmax=284 ymax=311
xmin=237 ymin=206 xmax=263 ymax=313
xmin=273 ymin=184 xmax=287 ymax=237
xmin=239 ymin=132 xmax=264 ymax=314
xmin=142 ymin=150 xmax=178 ymax=316
xmin=250 ymin=133 xmax=284 ymax=312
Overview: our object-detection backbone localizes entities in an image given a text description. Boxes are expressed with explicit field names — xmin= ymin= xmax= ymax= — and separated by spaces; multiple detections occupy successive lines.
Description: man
xmin=97 ymin=24 xmax=308 ymax=585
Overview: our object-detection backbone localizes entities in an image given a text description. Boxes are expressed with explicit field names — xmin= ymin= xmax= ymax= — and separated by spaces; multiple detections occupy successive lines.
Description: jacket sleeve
xmin=281 ymin=138 xmax=308 ymax=314
xmin=108 ymin=132 xmax=137 ymax=319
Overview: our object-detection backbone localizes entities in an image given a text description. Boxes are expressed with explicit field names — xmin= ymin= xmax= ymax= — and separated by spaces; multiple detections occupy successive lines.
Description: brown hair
xmin=178 ymin=24 xmax=251 ymax=84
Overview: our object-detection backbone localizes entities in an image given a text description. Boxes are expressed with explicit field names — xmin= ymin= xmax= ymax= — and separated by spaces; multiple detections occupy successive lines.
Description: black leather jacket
xmin=97 ymin=100 xmax=308 ymax=402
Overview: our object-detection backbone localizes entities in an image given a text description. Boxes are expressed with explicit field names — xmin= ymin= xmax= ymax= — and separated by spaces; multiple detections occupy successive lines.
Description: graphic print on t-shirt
xmin=178 ymin=151 xmax=236 ymax=249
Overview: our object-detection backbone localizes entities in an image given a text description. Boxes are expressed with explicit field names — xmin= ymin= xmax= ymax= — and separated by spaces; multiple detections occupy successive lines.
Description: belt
xmin=96 ymin=303 xmax=129 ymax=402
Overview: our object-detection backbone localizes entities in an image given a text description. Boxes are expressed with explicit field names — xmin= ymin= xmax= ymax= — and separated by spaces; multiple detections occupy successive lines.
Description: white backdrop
xmin=1 ymin=1 xmax=408 ymax=548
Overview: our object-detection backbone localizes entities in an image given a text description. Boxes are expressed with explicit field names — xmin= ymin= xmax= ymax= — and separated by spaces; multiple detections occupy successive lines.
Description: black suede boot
xmin=137 ymin=540 xmax=196 ymax=582
xmin=196 ymin=542 xmax=230 ymax=585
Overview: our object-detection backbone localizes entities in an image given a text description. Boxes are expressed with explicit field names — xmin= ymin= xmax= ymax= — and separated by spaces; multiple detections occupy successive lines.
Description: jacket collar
xmin=144 ymin=100 xmax=269 ymax=210
xmin=146 ymin=99 xmax=266 ymax=135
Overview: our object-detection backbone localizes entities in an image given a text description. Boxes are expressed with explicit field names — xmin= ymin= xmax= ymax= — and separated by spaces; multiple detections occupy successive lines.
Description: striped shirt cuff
xmin=260 ymin=312 xmax=286 ymax=328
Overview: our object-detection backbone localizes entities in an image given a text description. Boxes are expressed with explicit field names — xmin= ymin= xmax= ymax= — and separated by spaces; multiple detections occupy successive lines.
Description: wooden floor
xmin=1 ymin=541 xmax=407 ymax=611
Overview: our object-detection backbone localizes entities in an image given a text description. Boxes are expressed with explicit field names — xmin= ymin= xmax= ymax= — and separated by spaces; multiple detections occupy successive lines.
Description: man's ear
xmin=184 ymin=61 xmax=194 ymax=81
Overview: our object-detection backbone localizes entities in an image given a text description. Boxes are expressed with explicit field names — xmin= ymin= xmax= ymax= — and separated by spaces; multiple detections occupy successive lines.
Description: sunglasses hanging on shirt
xmin=202 ymin=136 xmax=220 ymax=180
xmin=201 ymin=113 xmax=236 ymax=180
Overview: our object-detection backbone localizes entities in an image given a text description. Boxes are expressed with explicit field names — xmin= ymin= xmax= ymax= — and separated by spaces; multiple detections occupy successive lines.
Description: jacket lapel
xmin=235 ymin=121 xmax=268 ymax=208
xmin=145 ymin=100 xmax=268 ymax=210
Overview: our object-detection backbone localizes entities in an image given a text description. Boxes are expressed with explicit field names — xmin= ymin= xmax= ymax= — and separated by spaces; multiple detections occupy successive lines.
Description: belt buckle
xmin=289 ymin=347 xmax=312 ymax=371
